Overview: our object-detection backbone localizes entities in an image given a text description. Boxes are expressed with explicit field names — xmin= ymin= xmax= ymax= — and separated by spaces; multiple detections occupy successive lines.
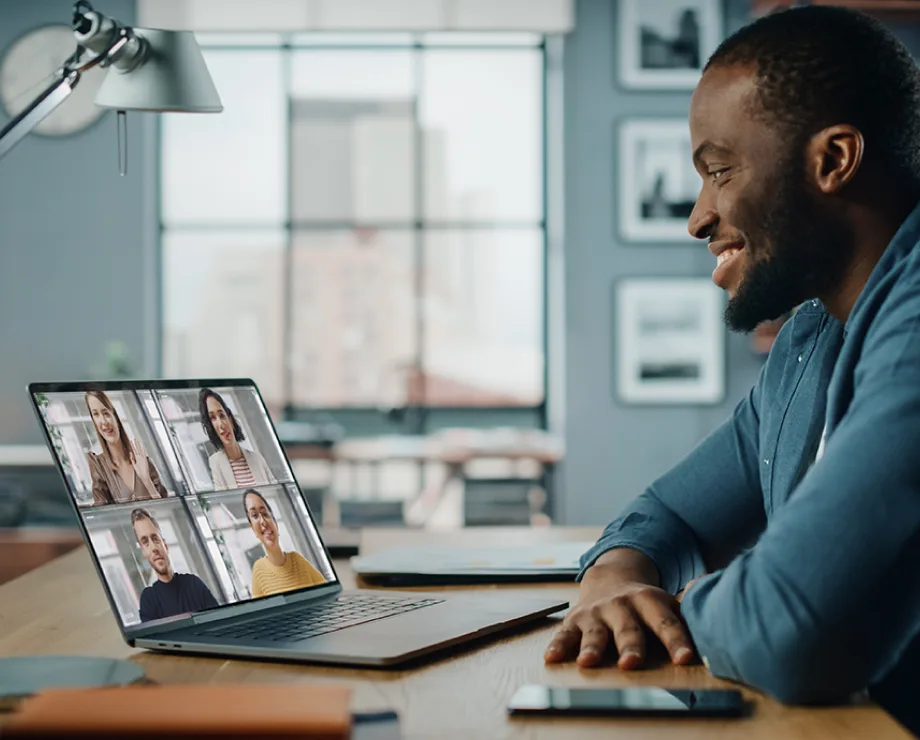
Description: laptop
xmin=29 ymin=379 xmax=568 ymax=667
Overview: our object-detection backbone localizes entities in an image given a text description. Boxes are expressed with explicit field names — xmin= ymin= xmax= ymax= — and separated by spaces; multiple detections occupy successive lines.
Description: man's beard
xmin=724 ymin=161 xmax=854 ymax=332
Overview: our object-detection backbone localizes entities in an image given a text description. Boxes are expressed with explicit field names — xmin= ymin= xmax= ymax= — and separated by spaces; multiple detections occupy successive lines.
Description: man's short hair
xmin=131 ymin=508 xmax=160 ymax=534
xmin=706 ymin=6 xmax=920 ymax=190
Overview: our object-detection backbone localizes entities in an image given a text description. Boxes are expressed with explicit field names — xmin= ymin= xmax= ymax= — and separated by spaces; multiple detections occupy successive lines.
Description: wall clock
xmin=0 ymin=24 xmax=107 ymax=136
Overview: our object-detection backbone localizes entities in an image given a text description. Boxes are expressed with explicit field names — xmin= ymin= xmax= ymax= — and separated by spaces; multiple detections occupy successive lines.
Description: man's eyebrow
xmin=692 ymin=141 xmax=733 ymax=166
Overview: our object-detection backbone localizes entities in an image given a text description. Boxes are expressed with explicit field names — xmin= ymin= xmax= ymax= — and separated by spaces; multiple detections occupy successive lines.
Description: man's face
xmin=688 ymin=65 xmax=854 ymax=331
xmin=134 ymin=517 xmax=171 ymax=576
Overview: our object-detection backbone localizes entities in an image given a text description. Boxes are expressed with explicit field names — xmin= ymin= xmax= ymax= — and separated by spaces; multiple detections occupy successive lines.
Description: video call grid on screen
xmin=31 ymin=380 xmax=336 ymax=631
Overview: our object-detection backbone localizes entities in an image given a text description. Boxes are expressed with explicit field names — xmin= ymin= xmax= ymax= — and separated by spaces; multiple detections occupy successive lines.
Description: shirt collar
xmin=844 ymin=197 xmax=920 ymax=334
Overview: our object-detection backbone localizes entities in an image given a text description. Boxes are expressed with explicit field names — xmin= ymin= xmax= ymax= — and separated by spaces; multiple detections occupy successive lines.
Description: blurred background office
xmin=1 ymin=0 xmax=916 ymax=581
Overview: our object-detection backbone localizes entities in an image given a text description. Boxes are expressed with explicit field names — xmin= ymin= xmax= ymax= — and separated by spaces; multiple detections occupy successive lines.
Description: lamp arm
xmin=0 ymin=69 xmax=80 ymax=161
xmin=0 ymin=1 xmax=135 ymax=163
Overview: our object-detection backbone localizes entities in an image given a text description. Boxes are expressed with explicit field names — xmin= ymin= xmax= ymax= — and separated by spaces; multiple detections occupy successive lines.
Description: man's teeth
xmin=717 ymin=247 xmax=742 ymax=266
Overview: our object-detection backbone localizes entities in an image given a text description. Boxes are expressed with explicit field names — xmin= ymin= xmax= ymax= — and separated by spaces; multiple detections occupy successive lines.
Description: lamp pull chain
xmin=116 ymin=110 xmax=127 ymax=176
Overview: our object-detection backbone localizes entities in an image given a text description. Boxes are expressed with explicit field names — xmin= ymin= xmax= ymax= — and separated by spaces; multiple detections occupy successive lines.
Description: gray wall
xmin=0 ymin=0 xmax=156 ymax=444
xmin=561 ymin=0 xmax=760 ymax=525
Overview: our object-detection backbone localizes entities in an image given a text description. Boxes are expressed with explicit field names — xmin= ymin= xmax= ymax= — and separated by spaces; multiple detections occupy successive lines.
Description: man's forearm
xmin=577 ymin=492 xmax=707 ymax=594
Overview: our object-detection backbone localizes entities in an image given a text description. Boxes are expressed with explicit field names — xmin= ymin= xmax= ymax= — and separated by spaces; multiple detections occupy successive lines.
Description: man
xmin=131 ymin=508 xmax=219 ymax=622
xmin=545 ymin=6 xmax=920 ymax=735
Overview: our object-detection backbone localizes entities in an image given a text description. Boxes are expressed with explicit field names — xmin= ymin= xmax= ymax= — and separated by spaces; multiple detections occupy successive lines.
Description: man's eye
xmin=709 ymin=168 xmax=729 ymax=182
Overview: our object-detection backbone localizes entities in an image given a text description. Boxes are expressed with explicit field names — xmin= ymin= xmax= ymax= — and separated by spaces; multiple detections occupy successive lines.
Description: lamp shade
xmin=94 ymin=29 xmax=222 ymax=112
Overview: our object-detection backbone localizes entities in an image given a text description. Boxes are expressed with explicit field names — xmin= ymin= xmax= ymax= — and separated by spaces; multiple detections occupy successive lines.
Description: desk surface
xmin=0 ymin=527 xmax=909 ymax=739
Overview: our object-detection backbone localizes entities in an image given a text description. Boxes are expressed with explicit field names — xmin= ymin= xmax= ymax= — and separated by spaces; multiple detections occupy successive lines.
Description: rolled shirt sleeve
xmin=579 ymin=373 xmax=767 ymax=595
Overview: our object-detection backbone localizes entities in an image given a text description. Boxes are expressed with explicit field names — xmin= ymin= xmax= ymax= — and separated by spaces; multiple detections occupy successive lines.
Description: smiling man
xmin=546 ymin=6 xmax=920 ymax=735
xmin=131 ymin=508 xmax=219 ymax=622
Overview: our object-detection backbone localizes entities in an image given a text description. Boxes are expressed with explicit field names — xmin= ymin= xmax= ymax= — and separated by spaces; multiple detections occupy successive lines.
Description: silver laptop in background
xmin=29 ymin=379 xmax=568 ymax=667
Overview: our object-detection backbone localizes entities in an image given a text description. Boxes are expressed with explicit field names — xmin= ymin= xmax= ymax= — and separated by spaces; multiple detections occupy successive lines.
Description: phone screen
xmin=508 ymin=686 xmax=745 ymax=717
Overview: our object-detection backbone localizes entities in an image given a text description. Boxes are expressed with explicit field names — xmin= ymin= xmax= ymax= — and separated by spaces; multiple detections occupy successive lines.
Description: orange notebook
xmin=2 ymin=683 xmax=352 ymax=739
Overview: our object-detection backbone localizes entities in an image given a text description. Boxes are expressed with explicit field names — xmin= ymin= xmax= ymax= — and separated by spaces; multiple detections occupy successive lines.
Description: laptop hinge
xmin=190 ymin=582 xmax=343 ymax=625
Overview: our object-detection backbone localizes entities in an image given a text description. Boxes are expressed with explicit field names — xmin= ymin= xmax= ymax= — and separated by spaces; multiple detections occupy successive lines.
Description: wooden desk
xmin=0 ymin=527 xmax=909 ymax=739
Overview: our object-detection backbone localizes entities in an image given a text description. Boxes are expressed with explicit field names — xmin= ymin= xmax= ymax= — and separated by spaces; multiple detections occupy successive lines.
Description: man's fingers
xmin=597 ymin=601 xmax=645 ymax=670
xmin=544 ymin=624 xmax=582 ymax=663
xmin=575 ymin=621 xmax=611 ymax=667
xmin=632 ymin=595 xmax=694 ymax=665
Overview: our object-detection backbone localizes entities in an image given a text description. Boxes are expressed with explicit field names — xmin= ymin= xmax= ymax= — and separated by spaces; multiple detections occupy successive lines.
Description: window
xmin=161 ymin=33 xmax=547 ymax=432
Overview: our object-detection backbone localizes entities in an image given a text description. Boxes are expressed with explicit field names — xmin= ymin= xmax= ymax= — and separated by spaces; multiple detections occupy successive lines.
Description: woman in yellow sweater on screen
xmin=243 ymin=488 xmax=326 ymax=598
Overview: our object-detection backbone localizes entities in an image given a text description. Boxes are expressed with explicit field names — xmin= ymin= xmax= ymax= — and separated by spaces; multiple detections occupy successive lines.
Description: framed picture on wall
xmin=614 ymin=277 xmax=725 ymax=404
xmin=618 ymin=119 xmax=698 ymax=242
xmin=618 ymin=0 xmax=723 ymax=89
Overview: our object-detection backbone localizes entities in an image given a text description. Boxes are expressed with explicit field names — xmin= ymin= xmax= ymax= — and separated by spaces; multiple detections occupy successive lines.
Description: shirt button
xmin=797 ymin=354 xmax=803 ymax=362
xmin=764 ymin=459 xmax=770 ymax=466
xmin=702 ymin=656 xmax=711 ymax=670
xmin=812 ymin=299 xmax=819 ymax=307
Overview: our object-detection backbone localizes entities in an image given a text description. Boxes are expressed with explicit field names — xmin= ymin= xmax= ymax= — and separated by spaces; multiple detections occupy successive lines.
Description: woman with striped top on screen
xmin=243 ymin=488 xmax=326 ymax=597
xmin=199 ymin=388 xmax=275 ymax=490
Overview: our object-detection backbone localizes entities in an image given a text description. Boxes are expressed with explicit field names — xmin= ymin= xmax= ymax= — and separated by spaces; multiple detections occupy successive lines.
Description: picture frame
xmin=618 ymin=0 xmax=723 ymax=90
xmin=618 ymin=119 xmax=698 ymax=243
xmin=614 ymin=277 xmax=725 ymax=405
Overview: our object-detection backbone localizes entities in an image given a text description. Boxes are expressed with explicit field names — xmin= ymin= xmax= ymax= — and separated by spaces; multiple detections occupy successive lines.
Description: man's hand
xmin=544 ymin=549 xmax=695 ymax=670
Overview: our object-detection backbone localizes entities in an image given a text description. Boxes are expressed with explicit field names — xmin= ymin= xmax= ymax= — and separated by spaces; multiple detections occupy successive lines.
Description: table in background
xmin=327 ymin=430 xmax=564 ymax=527
xmin=0 ymin=428 xmax=565 ymax=532
xmin=0 ymin=446 xmax=82 ymax=583
xmin=0 ymin=526 xmax=908 ymax=739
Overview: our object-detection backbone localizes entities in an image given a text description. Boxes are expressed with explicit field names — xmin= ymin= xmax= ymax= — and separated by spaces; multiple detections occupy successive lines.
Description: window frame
xmin=158 ymin=34 xmax=550 ymax=438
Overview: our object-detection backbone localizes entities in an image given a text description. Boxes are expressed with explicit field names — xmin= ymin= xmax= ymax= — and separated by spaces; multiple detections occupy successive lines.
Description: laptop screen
xmin=31 ymin=380 xmax=337 ymax=633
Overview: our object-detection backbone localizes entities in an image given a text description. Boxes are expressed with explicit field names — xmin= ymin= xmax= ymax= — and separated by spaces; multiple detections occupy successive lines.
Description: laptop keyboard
xmin=194 ymin=593 xmax=445 ymax=643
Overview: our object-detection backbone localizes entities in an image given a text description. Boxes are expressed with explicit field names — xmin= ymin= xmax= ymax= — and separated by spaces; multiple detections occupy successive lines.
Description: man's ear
xmin=806 ymin=125 xmax=864 ymax=194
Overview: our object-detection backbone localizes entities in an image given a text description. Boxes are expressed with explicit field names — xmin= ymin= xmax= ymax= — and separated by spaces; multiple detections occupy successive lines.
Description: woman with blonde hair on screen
xmin=199 ymin=388 xmax=275 ymax=491
xmin=243 ymin=488 xmax=325 ymax=598
xmin=85 ymin=390 xmax=168 ymax=505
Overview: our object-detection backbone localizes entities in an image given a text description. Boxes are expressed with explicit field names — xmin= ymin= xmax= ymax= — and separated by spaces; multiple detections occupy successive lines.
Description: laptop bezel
xmin=27 ymin=377 xmax=345 ymax=645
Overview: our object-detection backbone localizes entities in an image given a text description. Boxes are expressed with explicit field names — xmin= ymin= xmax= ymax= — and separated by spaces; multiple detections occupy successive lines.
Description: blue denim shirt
xmin=580 ymin=201 xmax=920 ymax=735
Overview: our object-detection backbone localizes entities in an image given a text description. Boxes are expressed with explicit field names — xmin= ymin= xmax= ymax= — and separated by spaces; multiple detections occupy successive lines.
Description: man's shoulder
xmin=175 ymin=572 xmax=207 ymax=586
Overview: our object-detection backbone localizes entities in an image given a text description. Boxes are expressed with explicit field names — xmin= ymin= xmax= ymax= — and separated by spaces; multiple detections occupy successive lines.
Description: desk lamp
xmin=0 ymin=0 xmax=222 ymax=168
xmin=0 ymin=1 xmax=220 ymax=703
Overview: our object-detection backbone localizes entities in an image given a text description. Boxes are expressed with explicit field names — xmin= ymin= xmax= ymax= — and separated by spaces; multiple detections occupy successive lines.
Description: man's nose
xmin=688 ymin=189 xmax=717 ymax=241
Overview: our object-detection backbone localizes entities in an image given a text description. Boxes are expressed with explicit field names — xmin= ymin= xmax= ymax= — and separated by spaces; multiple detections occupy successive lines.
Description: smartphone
xmin=507 ymin=685 xmax=746 ymax=718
